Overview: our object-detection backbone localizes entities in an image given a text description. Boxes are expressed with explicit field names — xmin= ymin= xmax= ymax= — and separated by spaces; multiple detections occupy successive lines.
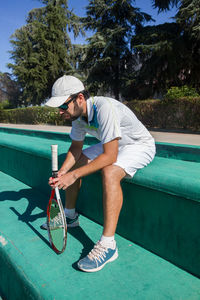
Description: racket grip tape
xmin=51 ymin=145 xmax=58 ymax=176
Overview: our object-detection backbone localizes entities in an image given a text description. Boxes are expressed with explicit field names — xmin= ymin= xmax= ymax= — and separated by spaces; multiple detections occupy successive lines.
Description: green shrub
xmin=0 ymin=106 xmax=71 ymax=126
xmin=0 ymin=98 xmax=200 ymax=132
xmin=126 ymin=97 xmax=200 ymax=132
xmin=0 ymin=100 xmax=11 ymax=110
xmin=164 ymin=86 xmax=199 ymax=100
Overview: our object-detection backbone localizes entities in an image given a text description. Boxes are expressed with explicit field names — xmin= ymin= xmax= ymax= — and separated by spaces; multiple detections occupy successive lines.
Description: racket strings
xmin=50 ymin=212 xmax=64 ymax=228
xmin=88 ymin=241 xmax=108 ymax=263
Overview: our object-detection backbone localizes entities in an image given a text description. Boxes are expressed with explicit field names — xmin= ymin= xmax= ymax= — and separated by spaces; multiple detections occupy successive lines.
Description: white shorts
xmin=83 ymin=142 xmax=156 ymax=178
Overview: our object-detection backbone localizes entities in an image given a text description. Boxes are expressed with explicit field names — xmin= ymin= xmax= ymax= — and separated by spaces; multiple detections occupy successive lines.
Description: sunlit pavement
xmin=0 ymin=123 xmax=199 ymax=146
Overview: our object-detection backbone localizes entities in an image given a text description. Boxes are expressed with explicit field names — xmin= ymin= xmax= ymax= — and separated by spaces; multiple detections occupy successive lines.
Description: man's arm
xmin=73 ymin=138 xmax=119 ymax=179
xmin=51 ymin=138 xmax=119 ymax=190
xmin=59 ymin=140 xmax=84 ymax=175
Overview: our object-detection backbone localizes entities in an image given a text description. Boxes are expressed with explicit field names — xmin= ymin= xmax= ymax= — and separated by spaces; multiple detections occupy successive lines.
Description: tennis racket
xmin=47 ymin=144 xmax=67 ymax=254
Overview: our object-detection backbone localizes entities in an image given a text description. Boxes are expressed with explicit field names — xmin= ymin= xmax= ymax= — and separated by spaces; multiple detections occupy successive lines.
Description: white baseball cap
xmin=45 ymin=75 xmax=85 ymax=107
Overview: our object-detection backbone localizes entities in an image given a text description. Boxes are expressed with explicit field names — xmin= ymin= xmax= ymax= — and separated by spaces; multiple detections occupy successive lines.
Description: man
xmin=42 ymin=75 xmax=155 ymax=272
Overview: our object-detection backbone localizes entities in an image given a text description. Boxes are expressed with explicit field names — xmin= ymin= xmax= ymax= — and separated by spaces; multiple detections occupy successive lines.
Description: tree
xmin=0 ymin=72 xmax=21 ymax=107
xmin=176 ymin=0 xmax=200 ymax=90
xmin=80 ymin=0 xmax=152 ymax=99
xmin=176 ymin=0 xmax=200 ymax=39
xmin=153 ymin=0 xmax=200 ymax=40
xmin=130 ymin=0 xmax=200 ymax=97
xmin=153 ymin=0 xmax=179 ymax=11
xmin=131 ymin=22 xmax=186 ymax=98
xmin=8 ymin=0 xmax=83 ymax=106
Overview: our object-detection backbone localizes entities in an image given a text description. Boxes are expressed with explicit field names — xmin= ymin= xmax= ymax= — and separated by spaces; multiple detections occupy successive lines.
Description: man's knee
xmin=102 ymin=165 xmax=113 ymax=179
xmin=102 ymin=165 xmax=125 ymax=183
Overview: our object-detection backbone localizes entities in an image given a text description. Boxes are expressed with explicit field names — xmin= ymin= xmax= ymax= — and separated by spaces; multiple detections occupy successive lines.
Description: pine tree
xmin=80 ymin=0 xmax=152 ymax=99
xmin=153 ymin=0 xmax=179 ymax=11
xmin=153 ymin=0 xmax=200 ymax=40
xmin=176 ymin=0 xmax=200 ymax=89
xmin=8 ymin=0 xmax=83 ymax=106
xmin=131 ymin=22 xmax=186 ymax=98
xmin=0 ymin=72 xmax=20 ymax=107
xmin=132 ymin=0 xmax=200 ymax=95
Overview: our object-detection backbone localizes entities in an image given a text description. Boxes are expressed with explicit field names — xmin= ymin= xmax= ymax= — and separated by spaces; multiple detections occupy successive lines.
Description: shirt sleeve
xmin=70 ymin=119 xmax=86 ymax=141
xmin=98 ymin=102 xmax=121 ymax=144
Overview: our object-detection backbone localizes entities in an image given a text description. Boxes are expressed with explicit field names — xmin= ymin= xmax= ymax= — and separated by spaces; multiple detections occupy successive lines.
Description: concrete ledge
xmin=1 ymin=172 xmax=200 ymax=300
xmin=0 ymin=127 xmax=200 ymax=278
xmin=1 ymin=127 xmax=200 ymax=200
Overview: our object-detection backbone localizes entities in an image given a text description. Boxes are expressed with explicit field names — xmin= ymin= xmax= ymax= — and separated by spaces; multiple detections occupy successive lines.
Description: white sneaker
xmin=77 ymin=240 xmax=118 ymax=272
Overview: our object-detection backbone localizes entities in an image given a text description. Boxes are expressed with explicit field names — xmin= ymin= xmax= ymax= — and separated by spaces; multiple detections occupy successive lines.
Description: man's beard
xmin=61 ymin=112 xmax=81 ymax=121
xmin=62 ymin=102 xmax=83 ymax=121
xmin=71 ymin=101 xmax=83 ymax=121
xmin=70 ymin=114 xmax=81 ymax=121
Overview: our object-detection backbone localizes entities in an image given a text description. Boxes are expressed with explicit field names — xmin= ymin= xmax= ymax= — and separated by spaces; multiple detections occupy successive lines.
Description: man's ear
xmin=77 ymin=93 xmax=85 ymax=104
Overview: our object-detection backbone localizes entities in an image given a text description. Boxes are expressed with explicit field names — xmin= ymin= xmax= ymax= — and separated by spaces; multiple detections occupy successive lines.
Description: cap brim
xmin=45 ymin=95 xmax=69 ymax=108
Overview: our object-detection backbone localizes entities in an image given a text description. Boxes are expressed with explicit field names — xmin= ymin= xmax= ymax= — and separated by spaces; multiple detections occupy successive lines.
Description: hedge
xmin=126 ymin=97 xmax=200 ymax=132
xmin=0 ymin=106 xmax=71 ymax=126
xmin=0 ymin=97 xmax=200 ymax=132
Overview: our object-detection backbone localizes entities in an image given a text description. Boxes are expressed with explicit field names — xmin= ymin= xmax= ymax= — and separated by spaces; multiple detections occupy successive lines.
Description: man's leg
xmin=101 ymin=165 xmax=126 ymax=237
xmin=65 ymin=153 xmax=91 ymax=209
xmin=78 ymin=164 xmax=126 ymax=272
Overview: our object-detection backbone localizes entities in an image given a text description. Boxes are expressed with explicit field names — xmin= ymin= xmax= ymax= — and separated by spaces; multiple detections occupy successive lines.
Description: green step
xmin=1 ymin=127 xmax=200 ymax=278
xmin=0 ymin=171 xmax=200 ymax=300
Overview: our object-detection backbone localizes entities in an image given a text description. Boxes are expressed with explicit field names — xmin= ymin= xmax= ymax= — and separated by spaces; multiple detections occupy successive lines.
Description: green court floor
xmin=1 ymin=171 xmax=200 ymax=300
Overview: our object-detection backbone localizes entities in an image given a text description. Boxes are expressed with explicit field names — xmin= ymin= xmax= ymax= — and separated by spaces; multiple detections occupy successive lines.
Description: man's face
xmin=59 ymin=95 xmax=83 ymax=121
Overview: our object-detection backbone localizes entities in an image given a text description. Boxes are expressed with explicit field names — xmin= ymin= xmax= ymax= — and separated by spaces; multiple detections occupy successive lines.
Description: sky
xmin=0 ymin=0 xmax=177 ymax=73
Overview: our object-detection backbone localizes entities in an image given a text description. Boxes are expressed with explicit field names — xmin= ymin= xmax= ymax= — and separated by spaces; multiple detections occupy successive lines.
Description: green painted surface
xmin=1 ymin=171 xmax=200 ymax=300
xmin=0 ymin=127 xmax=200 ymax=201
xmin=130 ymin=156 xmax=200 ymax=201
xmin=0 ymin=128 xmax=200 ymax=277
xmin=156 ymin=142 xmax=200 ymax=163
xmin=77 ymin=174 xmax=200 ymax=278
xmin=0 ymin=127 xmax=200 ymax=281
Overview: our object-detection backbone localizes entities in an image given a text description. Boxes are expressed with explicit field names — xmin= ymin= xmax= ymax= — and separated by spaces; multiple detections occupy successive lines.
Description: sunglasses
xmin=58 ymin=95 xmax=77 ymax=110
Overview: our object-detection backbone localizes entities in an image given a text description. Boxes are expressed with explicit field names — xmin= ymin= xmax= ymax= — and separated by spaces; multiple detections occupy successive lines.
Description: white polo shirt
xmin=70 ymin=96 xmax=154 ymax=147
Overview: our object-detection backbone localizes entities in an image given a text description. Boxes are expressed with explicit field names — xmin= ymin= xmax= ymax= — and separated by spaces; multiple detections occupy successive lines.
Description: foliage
xmin=176 ymin=0 xmax=200 ymax=40
xmin=0 ymin=72 xmax=21 ymax=107
xmin=130 ymin=0 xmax=200 ymax=98
xmin=5 ymin=0 xmax=200 ymax=104
xmin=131 ymin=22 xmax=185 ymax=99
xmin=8 ymin=0 xmax=84 ymax=106
xmin=153 ymin=0 xmax=179 ymax=11
xmin=0 ymin=98 xmax=199 ymax=132
xmin=0 ymin=100 xmax=11 ymax=110
xmin=175 ymin=0 xmax=200 ymax=91
xmin=158 ymin=0 xmax=200 ymax=41
xmin=126 ymin=97 xmax=200 ymax=131
xmin=80 ymin=0 xmax=153 ymax=99
xmin=0 ymin=106 xmax=71 ymax=126
xmin=164 ymin=86 xmax=200 ymax=100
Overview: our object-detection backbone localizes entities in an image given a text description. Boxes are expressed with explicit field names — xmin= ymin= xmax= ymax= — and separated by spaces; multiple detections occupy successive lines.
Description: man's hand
xmin=49 ymin=171 xmax=77 ymax=190
xmin=48 ymin=139 xmax=83 ymax=188
xmin=48 ymin=169 xmax=66 ymax=188
xmin=57 ymin=169 xmax=67 ymax=177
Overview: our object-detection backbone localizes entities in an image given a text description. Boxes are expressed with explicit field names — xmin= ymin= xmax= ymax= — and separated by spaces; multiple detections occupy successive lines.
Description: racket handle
xmin=51 ymin=145 xmax=58 ymax=177
xmin=55 ymin=187 xmax=60 ymax=200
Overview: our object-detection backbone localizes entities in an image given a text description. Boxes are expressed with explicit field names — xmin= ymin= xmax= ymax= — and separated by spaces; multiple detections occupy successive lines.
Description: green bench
xmin=1 ymin=171 xmax=200 ymax=300
xmin=0 ymin=127 xmax=200 ymax=299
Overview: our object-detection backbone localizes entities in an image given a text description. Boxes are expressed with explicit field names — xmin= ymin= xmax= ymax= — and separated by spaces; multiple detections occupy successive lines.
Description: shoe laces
xmin=88 ymin=241 xmax=108 ymax=263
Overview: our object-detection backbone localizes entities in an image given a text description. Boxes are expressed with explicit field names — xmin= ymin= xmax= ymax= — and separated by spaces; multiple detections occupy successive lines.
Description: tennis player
xmin=42 ymin=75 xmax=156 ymax=272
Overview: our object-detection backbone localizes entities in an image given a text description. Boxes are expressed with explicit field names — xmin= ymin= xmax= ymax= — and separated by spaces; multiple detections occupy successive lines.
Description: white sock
xmin=100 ymin=235 xmax=115 ymax=249
xmin=64 ymin=208 xmax=75 ymax=218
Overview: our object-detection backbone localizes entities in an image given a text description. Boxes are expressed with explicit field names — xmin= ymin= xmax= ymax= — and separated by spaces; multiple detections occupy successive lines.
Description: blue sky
xmin=0 ymin=0 xmax=177 ymax=73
